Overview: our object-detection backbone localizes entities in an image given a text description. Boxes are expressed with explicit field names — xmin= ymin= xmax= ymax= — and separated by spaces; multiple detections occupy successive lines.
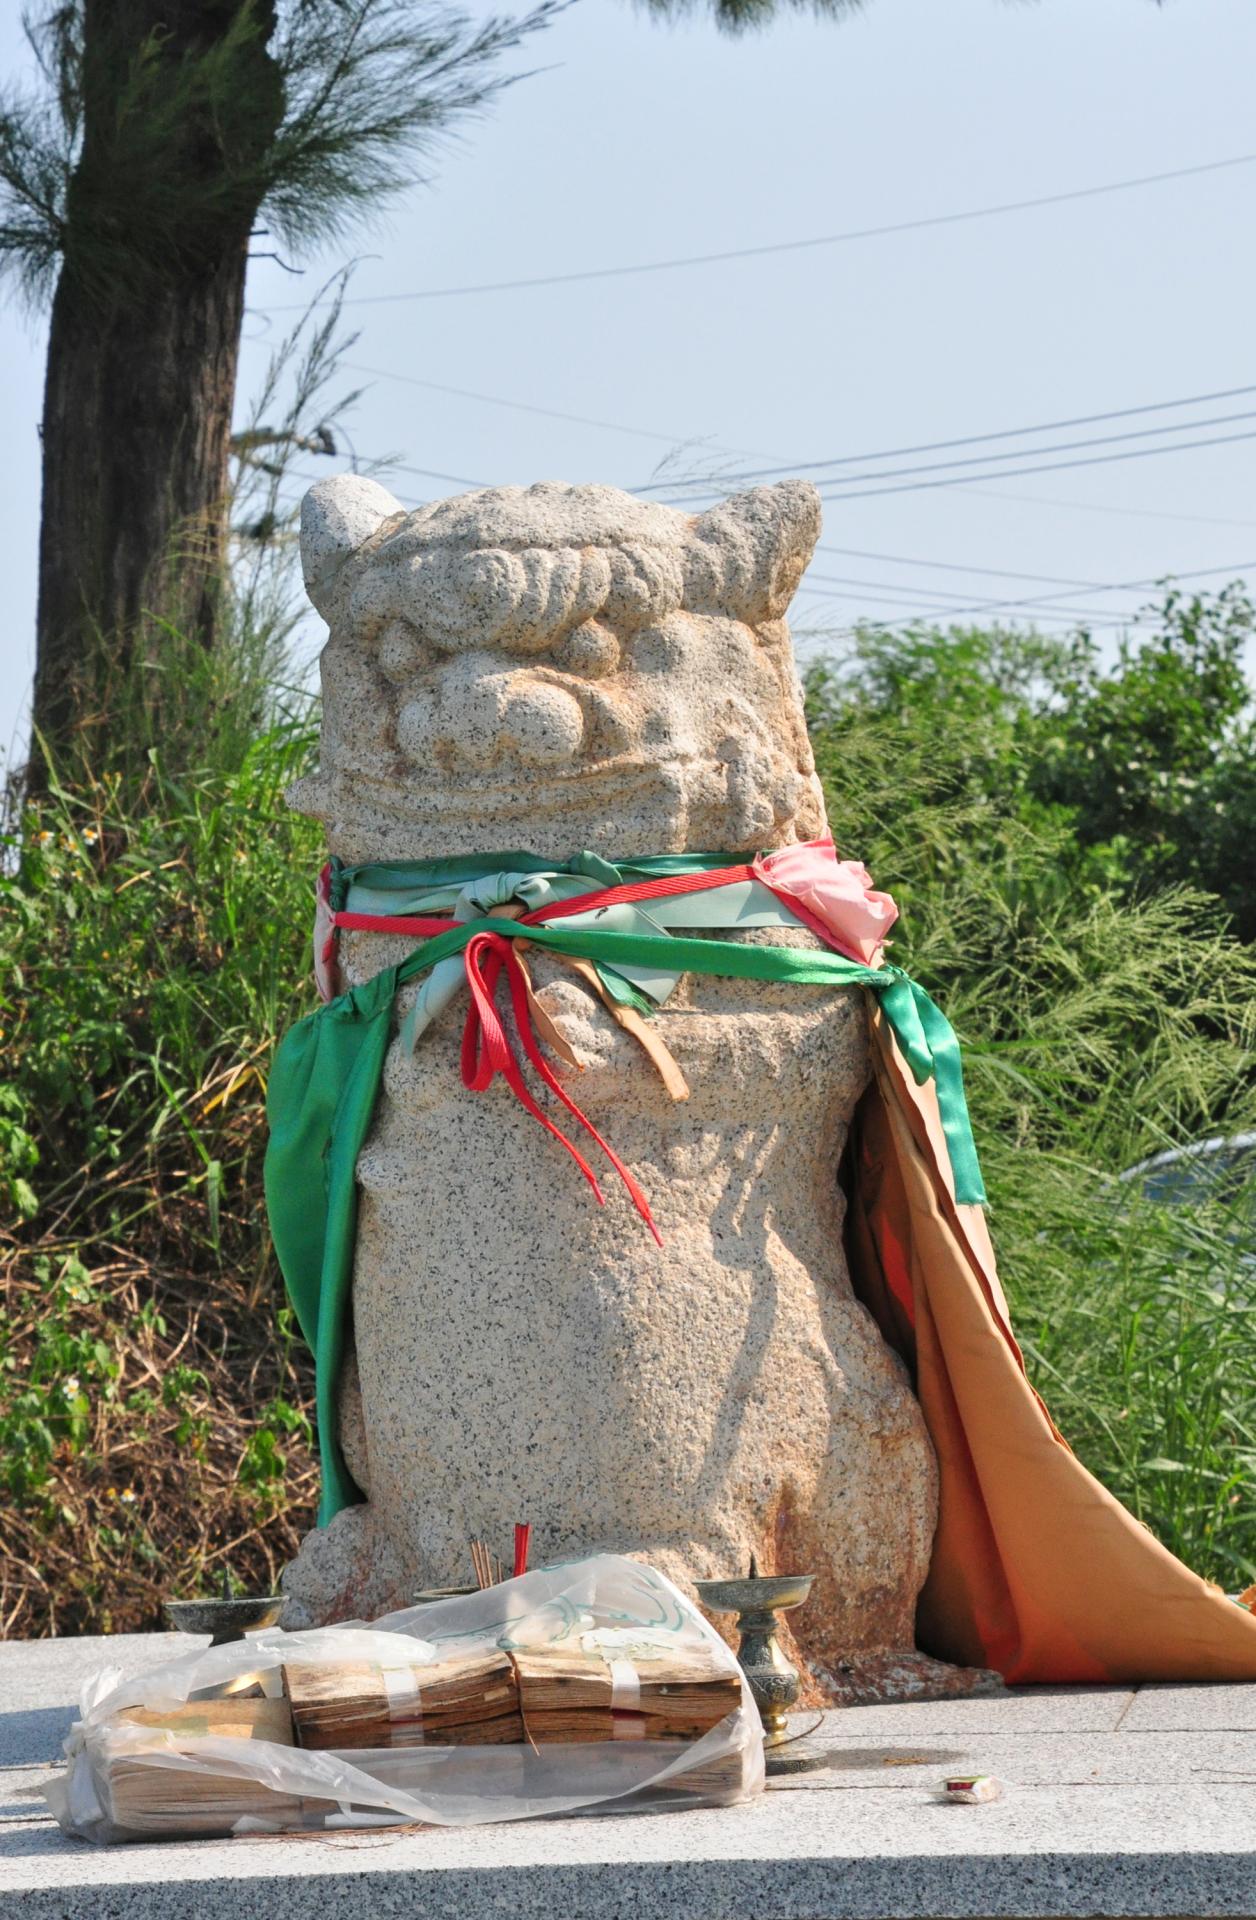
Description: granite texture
xmin=0 ymin=1632 xmax=204 ymax=1766
xmin=5 ymin=1651 xmax=1255 ymax=1918
xmin=1118 ymin=1681 xmax=1256 ymax=1731
xmin=280 ymin=477 xmax=941 ymax=1697
xmin=4 ymin=1792 xmax=1256 ymax=1920
xmin=767 ymin=1721 xmax=1256 ymax=1790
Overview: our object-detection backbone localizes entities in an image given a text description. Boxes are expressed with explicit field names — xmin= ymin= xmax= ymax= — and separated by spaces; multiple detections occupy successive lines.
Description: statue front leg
xmin=279 ymin=1339 xmax=407 ymax=1627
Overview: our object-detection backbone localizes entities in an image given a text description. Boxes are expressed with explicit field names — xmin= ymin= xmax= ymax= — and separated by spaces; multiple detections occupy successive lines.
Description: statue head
xmin=292 ymin=474 xmax=828 ymax=859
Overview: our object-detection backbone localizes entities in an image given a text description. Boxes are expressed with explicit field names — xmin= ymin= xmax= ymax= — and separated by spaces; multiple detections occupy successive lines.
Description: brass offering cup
xmin=693 ymin=1570 xmax=815 ymax=1746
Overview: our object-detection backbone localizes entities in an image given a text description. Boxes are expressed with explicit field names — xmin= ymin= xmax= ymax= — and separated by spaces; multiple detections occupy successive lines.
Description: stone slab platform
xmin=2 ymin=1633 xmax=1254 ymax=1918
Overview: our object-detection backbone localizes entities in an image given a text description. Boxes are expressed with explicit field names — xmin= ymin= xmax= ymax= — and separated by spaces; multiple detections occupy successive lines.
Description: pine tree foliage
xmin=638 ymin=0 xmax=1158 ymax=31
xmin=0 ymin=1 xmax=559 ymax=310
xmin=639 ymin=0 xmax=863 ymax=27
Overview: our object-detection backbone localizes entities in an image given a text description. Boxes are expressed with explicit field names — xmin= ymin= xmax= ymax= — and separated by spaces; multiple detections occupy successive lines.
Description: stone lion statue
xmin=279 ymin=474 xmax=951 ymax=1702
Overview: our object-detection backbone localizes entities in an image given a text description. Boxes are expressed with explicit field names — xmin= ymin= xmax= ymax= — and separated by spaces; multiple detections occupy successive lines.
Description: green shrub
xmin=809 ymin=611 xmax=1256 ymax=1588
xmin=2 ymin=593 xmax=1253 ymax=1631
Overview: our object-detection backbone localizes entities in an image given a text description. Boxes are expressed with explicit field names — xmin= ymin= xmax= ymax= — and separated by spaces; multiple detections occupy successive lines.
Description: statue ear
xmin=684 ymin=479 xmax=821 ymax=622
xmin=301 ymin=475 xmax=405 ymax=618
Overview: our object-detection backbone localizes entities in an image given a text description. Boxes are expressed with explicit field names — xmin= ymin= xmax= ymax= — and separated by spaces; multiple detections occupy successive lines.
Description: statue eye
xmin=376 ymin=620 xmax=425 ymax=682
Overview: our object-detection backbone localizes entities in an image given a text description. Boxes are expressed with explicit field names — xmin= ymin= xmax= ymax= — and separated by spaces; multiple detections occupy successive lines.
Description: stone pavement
xmin=1 ymin=1632 xmax=1254 ymax=1917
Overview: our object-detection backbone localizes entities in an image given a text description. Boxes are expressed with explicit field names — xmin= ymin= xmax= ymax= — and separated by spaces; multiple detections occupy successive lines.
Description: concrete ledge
xmin=2 ymin=1634 xmax=1254 ymax=1918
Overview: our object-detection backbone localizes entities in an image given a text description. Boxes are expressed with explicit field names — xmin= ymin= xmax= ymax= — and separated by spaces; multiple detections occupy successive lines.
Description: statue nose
xmin=398 ymin=666 xmax=586 ymax=768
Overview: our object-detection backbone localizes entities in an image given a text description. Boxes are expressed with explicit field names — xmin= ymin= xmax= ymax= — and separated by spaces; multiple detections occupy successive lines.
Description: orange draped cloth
xmin=847 ymin=1002 xmax=1256 ymax=1684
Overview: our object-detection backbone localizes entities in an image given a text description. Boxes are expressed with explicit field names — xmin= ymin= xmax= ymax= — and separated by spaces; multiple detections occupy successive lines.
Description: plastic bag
xmin=45 ymin=1554 xmax=764 ymax=1843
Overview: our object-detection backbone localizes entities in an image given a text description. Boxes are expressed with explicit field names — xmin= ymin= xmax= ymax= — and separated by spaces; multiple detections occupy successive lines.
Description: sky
xmin=2 ymin=0 xmax=1255 ymax=766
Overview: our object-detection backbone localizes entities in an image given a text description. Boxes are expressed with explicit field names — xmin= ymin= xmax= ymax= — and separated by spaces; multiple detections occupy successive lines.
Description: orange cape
xmin=847 ymin=1002 xmax=1256 ymax=1683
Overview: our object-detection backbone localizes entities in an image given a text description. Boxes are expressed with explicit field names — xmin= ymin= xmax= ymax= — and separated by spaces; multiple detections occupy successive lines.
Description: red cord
xmin=327 ymin=866 xmax=785 ymax=1244
xmin=333 ymin=911 xmax=455 ymax=937
xmin=458 ymin=927 xmax=662 ymax=1243
xmin=518 ymin=864 xmax=754 ymax=927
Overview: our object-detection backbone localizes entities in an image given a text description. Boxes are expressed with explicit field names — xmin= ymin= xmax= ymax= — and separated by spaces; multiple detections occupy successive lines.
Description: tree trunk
xmin=29 ymin=0 xmax=281 ymax=781
xmin=33 ymin=239 xmax=247 ymax=762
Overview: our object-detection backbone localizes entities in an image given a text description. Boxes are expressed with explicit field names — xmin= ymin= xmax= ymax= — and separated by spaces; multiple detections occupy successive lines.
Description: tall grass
xmin=0 ymin=282 xmax=365 ymax=1634
xmin=0 ymin=659 xmax=323 ymax=1633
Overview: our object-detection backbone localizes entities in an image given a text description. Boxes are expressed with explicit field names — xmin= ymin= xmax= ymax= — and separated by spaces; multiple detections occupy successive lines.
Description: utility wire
xmin=803 ymin=569 xmax=1036 ymax=606
xmin=276 ymin=457 xmax=1250 ymax=629
xmin=341 ymin=361 xmax=770 ymax=461
xmin=339 ymin=358 xmax=1256 ymax=522
xmin=279 ymin=469 xmax=1112 ymax=604
xmin=659 ymin=409 xmax=1256 ymax=505
xmin=861 ymin=554 xmax=1256 ymax=626
xmin=748 ymin=426 xmax=1256 ymax=503
xmin=815 ymin=407 xmax=1256 ymax=489
xmin=258 ymin=152 xmax=1256 ymax=311
xmin=286 ymin=457 xmax=490 ymax=491
xmin=795 ymin=585 xmax=1132 ymax=623
xmin=342 ymin=358 xmax=1256 ymax=550
xmin=636 ymin=383 xmax=1256 ymax=492
xmin=798 ymin=568 xmax=1121 ymax=615
xmin=964 ymin=485 xmax=1256 ymax=531
xmin=795 ymin=567 xmax=1174 ymax=623
xmin=804 ymin=426 xmax=1256 ymax=503
xmin=812 ymin=544 xmax=1104 ymax=589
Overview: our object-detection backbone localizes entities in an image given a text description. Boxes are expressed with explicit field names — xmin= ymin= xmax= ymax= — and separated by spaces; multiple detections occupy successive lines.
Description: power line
xmin=333 ymin=359 xmax=1256 ymax=524
xmin=636 ymin=382 xmax=1256 ymax=492
xmin=964 ymin=485 xmax=1256 ymax=531
xmin=795 ymin=586 xmax=1134 ymax=624
xmin=269 ymin=462 xmax=1252 ymax=629
xmin=816 ymin=407 xmax=1256 ymax=490
xmin=798 ymin=568 xmax=1127 ymax=617
xmin=795 ymin=565 xmax=1178 ymax=624
xmin=257 ymin=151 xmax=1256 ymax=311
xmin=804 ymin=569 xmax=1031 ymax=606
xmin=792 ymin=606 xmax=1140 ymax=643
xmin=798 ymin=574 xmax=1039 ymax=612
xmin=659 ymin=409 xmax=1256 ymax=506
xmin=864 ymin=554 xmax=1256 ymax=626
xmin=812 ymin=544 xmax=1104 ymax=589
xmin=283 ymin=457 xmax=490 ymax=491
xmin=341 ymin=361 xmax=769 ymax=462
xmin=808 ymin=425 xmax=1256 ymax=503
xmin=387 ymin=459 xmax=492 ymax=489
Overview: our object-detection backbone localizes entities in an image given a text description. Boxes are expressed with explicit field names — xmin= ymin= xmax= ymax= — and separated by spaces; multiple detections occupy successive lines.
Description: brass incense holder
xmin=693 ymin=1565 xmax=815 ymax=1748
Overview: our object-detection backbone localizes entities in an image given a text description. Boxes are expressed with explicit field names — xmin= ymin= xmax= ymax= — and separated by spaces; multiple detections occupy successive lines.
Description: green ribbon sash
xmin=266 ymin=851 xmax=985 ymax=1521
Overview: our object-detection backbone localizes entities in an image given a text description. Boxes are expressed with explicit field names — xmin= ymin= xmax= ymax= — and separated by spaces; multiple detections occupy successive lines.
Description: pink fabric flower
xmin=754 ymin=836 xmax=898 ymax=964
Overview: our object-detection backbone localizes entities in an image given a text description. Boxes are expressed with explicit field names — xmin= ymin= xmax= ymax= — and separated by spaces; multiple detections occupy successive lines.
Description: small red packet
xmin=943 ymin=1774 xmax=1004 ymax=1804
